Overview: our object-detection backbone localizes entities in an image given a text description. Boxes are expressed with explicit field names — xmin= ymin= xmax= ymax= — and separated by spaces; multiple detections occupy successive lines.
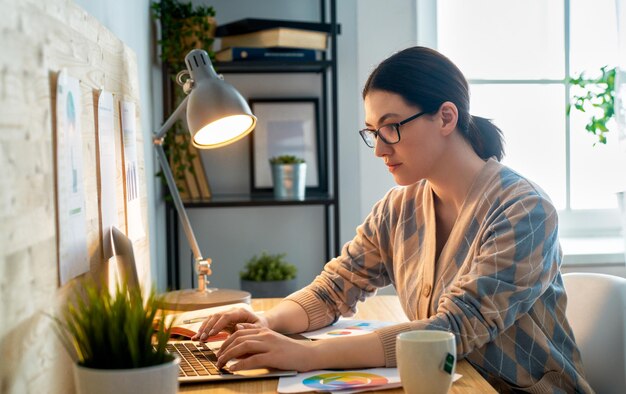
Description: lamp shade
xmin=184 ymin=50 xmax=256 ymax=149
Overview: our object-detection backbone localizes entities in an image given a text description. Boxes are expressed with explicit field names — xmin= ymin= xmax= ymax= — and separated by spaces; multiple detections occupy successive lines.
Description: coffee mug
xmin=396 ymin=330 xmax=456 ymax=394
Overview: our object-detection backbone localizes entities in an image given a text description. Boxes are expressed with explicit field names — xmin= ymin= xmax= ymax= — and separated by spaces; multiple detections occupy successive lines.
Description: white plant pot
xmin=73 ymin=357 xmax=180 ymax=394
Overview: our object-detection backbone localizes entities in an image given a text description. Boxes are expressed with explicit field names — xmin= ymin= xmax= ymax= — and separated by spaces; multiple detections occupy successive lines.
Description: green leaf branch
xmin=567 ymin=65 xmax=616 ymax=145
xmin=151 ymin=0 xmax=217 ymax=199
xmin=269 ymin=155 xmax=306 ymax=165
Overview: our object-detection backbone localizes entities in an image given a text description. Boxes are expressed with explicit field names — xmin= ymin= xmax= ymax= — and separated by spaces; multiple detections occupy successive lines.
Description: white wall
xmin=73 ymin=0 xmax=167 ymax=290
xmin=355 ymin=0 xmax=418 ymax=219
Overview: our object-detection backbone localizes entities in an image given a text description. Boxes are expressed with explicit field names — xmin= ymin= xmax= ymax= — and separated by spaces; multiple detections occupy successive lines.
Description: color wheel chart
xmin=277 ymin=367 xmax=401 ymax=393
xmin=326 ymin=322 xmax=375 ymax=336
xmin=303 ymin=320 xmax=395 ymax=340
xmin=302 ymin=372 xmax=388 ymax=390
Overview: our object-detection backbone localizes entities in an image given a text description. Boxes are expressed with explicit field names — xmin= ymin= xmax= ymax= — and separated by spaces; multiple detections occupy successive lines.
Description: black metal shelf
xmin=215 ymin=60 xmax=332 ymax=74
xmin=164 ymin=0 xmax=339 ymax=290
xmin=181 ymin=193 xmax=336 ymax=208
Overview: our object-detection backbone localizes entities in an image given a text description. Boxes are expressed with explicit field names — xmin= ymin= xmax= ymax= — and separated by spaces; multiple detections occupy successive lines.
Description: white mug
xmin=396 ymin=330 xmax=456 ymax=394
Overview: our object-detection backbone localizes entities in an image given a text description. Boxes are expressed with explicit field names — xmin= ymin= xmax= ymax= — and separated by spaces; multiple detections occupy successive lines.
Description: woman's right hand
xmin=191 ymin=307 xmax=269 ymax=341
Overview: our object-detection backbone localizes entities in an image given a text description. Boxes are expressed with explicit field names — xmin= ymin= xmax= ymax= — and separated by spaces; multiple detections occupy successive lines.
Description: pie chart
xmin=302 ymin=372 xmax=388 ymax=390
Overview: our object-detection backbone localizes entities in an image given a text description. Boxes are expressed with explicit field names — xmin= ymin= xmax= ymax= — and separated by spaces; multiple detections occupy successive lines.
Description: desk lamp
xmin=154 ymin=49 xmax=256 ymax=310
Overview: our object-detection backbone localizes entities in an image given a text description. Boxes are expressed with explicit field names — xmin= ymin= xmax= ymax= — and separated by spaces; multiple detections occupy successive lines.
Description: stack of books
xmin=215 ymin=18 xmax=333 ymax=62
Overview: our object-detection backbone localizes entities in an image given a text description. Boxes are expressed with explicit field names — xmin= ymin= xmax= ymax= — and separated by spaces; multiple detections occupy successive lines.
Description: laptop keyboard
xmin=165 ymin=341 xmax=233 ymax=377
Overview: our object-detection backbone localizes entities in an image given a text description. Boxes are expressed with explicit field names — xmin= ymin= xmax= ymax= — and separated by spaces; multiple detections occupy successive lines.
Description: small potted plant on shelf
xmin=51 ymin=281 xmax=178 ymax=394
xmin=240 ymin=251 xmax=298 ymax=298
xmin=269 ymin=155 xmax=307 ymax=200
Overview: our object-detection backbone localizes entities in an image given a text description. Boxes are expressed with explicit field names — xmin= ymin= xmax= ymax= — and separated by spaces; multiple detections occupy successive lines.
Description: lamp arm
xmin=154 ymin=95 xmax=212 ymax=291
xmin=155 ymin=95 xmax=189 ymax=140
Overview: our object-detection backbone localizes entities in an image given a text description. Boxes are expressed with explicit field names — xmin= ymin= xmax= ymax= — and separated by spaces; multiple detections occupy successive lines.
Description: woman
xmin=193 ymin=46 xmax=592 ymax=393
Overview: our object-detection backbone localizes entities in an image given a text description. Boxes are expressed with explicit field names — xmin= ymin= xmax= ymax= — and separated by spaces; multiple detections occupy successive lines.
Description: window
xmin=434 ymin=0 xmax=623 ymax=237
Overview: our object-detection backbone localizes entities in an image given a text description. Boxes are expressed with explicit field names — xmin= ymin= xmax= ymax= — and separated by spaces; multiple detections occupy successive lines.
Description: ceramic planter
xmin=241 ymin=278 xmax=298 ymax=298
xmin=73 ymin=357 xmax=180 ymax=394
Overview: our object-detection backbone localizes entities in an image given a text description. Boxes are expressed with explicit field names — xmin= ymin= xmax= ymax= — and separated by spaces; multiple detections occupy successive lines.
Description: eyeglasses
xmin=358 ymin=111 xmax=427 ymax=148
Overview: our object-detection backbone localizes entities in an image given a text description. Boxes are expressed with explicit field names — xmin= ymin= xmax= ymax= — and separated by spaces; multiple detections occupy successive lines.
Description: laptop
xmin=165 ymin=339 xmax=297 ymax=382
xmin=107 ymin=226 xmax=298 ymax=383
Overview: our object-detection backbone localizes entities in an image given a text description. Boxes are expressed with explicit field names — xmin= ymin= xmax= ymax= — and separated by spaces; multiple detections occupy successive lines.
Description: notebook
xmin=108 ymin=226 xmax=298 ymax=383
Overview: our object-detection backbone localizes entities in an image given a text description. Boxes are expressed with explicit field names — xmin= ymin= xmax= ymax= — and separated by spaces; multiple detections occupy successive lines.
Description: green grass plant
xmin=52 ymin=281 xmax=174 ymax=369
xmin=269 ymin=155 xmax=305 ymax=165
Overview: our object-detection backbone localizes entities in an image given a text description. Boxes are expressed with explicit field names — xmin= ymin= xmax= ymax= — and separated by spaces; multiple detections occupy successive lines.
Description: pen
xmin=183 ymin=317 xmax=208 ymax=324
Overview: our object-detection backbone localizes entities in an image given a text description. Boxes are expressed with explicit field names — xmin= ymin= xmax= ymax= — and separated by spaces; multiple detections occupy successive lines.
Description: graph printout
xmin=56 ymin=70 xmax=89 ymax=285
xmin=302 ymin=319 xmax=396 ymax=340
xmin=120 ymin=101 xmax=144 ymax=242
xmin=97 ymin=90 xmax=118 ymax=248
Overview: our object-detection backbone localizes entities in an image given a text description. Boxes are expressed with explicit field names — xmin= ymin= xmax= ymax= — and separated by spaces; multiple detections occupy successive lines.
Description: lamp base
xmin=159 ymin=288 xmax=251 ymax=311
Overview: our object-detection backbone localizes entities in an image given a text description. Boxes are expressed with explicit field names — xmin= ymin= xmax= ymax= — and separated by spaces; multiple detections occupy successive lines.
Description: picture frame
xmin=249 ymin=98 xmax=326 ymax=194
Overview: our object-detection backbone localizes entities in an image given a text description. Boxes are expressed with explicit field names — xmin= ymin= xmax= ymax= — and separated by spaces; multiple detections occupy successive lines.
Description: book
xmin=169 ymin=136 xmax=189 ymax=200
xmin=216 ymin=18 xmax=333 ymax=37
xmin=219 ymin=28 xmax=328 ymax=51
xmin=188 ymin=142 xmax=212 ymax=199
xmin=216 ymin=47 xmax=317 ymax=62
xmin=175 ymin=134 xmax=201 ymax=200
xmin=163 ymin=302 xmax=253 ymax=339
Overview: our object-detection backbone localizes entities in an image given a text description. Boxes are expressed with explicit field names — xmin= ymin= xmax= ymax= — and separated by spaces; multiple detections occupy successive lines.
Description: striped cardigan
xmin=287 ymin=159 xmax=592 ymax=393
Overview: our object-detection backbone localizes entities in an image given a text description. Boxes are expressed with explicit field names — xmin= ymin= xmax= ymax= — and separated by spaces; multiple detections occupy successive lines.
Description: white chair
xmin=562 ymin=272 xmax=626 ymax=394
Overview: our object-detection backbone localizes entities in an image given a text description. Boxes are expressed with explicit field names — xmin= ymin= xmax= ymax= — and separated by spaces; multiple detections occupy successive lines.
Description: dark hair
xmin=362 ymin=46 xmax=504 ymax=161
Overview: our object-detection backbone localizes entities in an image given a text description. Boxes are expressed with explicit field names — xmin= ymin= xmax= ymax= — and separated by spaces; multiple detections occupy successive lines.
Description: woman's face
xmin=364 ymin=90 xmax=445 ymax=186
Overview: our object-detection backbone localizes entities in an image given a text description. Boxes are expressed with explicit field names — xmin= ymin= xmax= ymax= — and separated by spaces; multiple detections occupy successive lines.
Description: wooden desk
xmin=179 ymin=296 xmax=496 ymax=393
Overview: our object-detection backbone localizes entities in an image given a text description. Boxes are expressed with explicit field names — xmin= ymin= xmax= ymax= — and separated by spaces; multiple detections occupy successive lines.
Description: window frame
xmin=419 ymin=0 xmax=623 ymax=238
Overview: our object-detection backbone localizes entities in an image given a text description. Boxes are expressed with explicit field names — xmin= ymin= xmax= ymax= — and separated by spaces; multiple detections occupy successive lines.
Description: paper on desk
xmin=302 ymin=318 xmax=396 ymax=340
xmin=277 ymin=368 xmax=400 ymax=393
xmin=278 ymin=369 xmax=462 ymax=394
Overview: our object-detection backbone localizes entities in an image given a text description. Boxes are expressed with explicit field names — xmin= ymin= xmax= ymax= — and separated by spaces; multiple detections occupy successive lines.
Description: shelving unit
xmin=163 ymin=0 xmax=339 ymax=290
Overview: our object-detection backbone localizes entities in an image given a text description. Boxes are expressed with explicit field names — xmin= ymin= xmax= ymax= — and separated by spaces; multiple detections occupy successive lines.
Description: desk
xmin=179 ymin=296 xmax=496 ymax=393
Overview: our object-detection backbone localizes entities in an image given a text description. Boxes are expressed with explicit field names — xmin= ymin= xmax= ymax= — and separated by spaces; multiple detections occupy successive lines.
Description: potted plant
xmin=151 ymin=0 xmax=217 ymax=70
xmin=151 ymin=0 xmax=217 ymax=200
xmin=52 ymin=281 xmax=179 ymax=394
xmin=240 ymin=252 xmax=298 ymax=298
xmin=269 ymin=155 xmax=307 ymax=200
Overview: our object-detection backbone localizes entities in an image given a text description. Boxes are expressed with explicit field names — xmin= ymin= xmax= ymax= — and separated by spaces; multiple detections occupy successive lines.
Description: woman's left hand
xmin=216 ymin=323 xmax=315 ymax=372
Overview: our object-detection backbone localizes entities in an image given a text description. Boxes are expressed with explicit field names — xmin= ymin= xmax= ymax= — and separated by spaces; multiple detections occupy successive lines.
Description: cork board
xmin=0 ymin=0 xmax=151 ymax=392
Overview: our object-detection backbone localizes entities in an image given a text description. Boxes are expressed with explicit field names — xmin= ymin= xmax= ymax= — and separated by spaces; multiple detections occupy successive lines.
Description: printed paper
xmin=277 ymin=368 xmax=400 ymax=394
xmin=120 ymin=101 xmax=144 ymax=241
xmin=302 ymin=319 xmax=396 ymax=340
xmin=56 ymin=70 xmax=89 ymax=285
xmin=97 ymin=90 xmax=118 ymax=252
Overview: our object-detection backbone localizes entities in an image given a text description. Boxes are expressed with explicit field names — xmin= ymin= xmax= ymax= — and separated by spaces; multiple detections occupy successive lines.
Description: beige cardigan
xmin=287 ymin=159 xmax=592 ymax=393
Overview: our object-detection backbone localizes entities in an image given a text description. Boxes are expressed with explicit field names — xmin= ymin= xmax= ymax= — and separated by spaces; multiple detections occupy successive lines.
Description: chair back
xmin=562 ymin=272 xmax=626 ymax=394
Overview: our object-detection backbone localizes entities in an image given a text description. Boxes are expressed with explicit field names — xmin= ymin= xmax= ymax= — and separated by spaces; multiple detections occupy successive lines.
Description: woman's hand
xmin=191 ymin=308 xmax=268 ymax=341
xmin=216 ymin=324 xmax=315 ymax=372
